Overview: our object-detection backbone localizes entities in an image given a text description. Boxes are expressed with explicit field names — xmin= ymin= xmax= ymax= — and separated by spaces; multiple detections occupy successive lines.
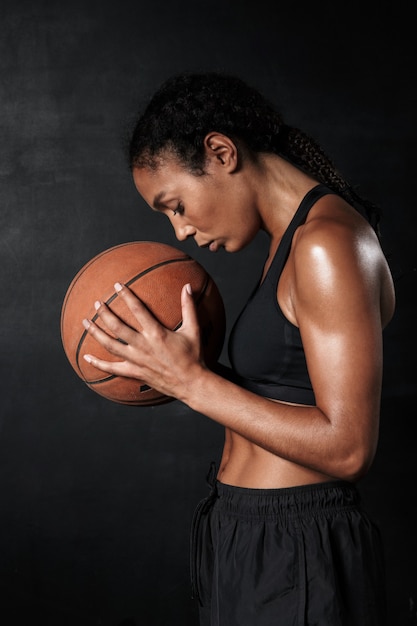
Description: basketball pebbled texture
xmin=60 ymin=241 xmax=226 ymax=406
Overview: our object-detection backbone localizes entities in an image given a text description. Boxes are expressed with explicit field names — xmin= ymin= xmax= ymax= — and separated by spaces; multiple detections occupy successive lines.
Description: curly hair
xmin=129 ymin=72 xmax=381 ymax=234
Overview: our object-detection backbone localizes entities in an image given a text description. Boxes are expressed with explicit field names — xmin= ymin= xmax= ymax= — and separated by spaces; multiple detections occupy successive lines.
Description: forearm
xmin=180 ymin=365 xmax=367 ymax=481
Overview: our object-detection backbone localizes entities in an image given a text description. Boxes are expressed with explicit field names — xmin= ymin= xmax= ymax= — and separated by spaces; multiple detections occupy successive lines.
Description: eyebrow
xmin=152 ymin=191 xmax=167 ymax=210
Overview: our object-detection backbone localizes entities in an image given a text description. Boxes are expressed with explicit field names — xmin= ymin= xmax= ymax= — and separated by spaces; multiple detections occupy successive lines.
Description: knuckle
xmin=105 ymin=339 xmax=124 ymax=357
xmin=129 ymin=301 xmax=144 ymax=318
xmin=97 ymin=309 xmax=122 ymax=334
xmin=147 ymin=325 xmax=165 ymax=341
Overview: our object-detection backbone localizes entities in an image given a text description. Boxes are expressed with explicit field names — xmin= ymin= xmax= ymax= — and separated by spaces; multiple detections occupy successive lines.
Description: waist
xmin=218 ymin=429 xmax=334 ymax=489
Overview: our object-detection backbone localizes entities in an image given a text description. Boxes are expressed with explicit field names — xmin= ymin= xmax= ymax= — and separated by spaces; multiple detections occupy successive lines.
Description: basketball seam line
xmin=74 ymin=256 xmax=203 ymax=387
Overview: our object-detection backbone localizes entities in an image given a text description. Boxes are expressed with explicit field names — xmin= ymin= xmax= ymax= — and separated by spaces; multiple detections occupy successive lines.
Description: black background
xmin=1 ymin=1 xmax=416 ymax=624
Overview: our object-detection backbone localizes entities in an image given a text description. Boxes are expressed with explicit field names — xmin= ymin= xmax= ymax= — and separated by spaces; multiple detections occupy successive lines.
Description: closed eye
xmin=173 ymin=202 xmax=184 ymax=216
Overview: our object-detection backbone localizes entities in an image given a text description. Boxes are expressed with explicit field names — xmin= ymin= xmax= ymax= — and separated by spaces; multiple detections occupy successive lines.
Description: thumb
xmin=180 ymin=283 xmax=200 ymax=337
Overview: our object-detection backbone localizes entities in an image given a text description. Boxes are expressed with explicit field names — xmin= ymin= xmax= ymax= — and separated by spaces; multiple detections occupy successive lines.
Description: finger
xmin=82 ymin=349 xmax=138 ymax=381
xmin=180 ymin=283 xmax=200 ymax=338
xmin=82 ymin=316 xmax=131 ymax=359
xmin=93 ymin=299 xmax=137 ymax=344
xmin=82 ymin=349 xmax=122 ymax=374
xmin=114 ymin=282 xmax=160 ymax=330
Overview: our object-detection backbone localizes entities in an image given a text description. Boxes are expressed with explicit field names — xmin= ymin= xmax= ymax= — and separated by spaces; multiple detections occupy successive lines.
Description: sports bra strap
xmin=266 ymin=184 xmax=335 ymax=283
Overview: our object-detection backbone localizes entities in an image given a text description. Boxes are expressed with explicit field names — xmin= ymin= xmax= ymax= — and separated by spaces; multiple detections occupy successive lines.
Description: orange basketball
xmin=60 ymin=241 xmax=226 ymax=406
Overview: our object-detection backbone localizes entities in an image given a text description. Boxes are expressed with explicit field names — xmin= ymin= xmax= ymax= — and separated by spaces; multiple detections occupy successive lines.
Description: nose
xmin=174 ymin=222 xmax=196 ymax=242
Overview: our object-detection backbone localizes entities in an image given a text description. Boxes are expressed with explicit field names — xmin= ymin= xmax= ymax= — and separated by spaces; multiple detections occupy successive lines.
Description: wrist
xmin=176 ymin=361 xmax=212 ymax=407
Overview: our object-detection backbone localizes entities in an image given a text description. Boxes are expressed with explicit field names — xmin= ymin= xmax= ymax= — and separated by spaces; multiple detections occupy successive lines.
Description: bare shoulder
xmin=291 ymin=194 xmax=395 ymax=328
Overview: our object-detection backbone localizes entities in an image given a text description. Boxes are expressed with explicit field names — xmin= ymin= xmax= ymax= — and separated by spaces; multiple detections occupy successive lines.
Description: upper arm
xmin=292 ymin=219 xmax=385 ymax=467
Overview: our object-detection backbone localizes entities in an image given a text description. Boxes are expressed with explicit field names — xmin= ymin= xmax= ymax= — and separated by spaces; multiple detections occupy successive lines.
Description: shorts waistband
xmin=214 ymin=478 xmax=361 ymax=520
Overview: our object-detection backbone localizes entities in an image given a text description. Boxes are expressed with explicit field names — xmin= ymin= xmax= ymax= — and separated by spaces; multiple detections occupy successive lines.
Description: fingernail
xmin=186 ymin=283 xmax=192 ymax=295
xmin=82 ymin=319 xmax=91 ymax=329
xmin=84 ymin=354 xmax=93 ymax=363
xmin=114 ymin=282 xmax=123 ymax=292
xmin=94 ymin=300 xmax=101 ymax=310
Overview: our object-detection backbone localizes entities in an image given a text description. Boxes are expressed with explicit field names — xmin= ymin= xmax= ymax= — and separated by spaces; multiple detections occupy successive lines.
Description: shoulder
xmin=290 ymin=194 xmax=395 ymax=324
xmin=294 ymin=194 xmax=376 ymax=279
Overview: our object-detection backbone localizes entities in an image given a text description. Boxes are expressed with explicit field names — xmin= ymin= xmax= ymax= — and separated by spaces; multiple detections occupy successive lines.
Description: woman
xmin=82 ymin=73 xmax=395 ymax=625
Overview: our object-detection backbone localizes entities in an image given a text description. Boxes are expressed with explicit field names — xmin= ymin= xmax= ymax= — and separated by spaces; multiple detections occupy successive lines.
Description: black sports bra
xmin=228 ymin=184 xmax=336 ymax=405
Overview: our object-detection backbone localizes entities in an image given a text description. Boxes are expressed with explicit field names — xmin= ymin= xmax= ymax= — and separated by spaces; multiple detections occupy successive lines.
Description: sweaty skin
xmin=83 ymin=133 xmax=395 ymax=488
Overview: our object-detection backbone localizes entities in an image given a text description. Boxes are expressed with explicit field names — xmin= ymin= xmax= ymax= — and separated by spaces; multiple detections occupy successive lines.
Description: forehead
xmin=132 ymin=161 xmax=197 ymax=207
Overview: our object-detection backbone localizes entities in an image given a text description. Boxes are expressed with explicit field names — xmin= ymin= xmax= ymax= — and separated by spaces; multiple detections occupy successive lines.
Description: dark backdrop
xmin=1 ymin=1 xmax=415 ymax=624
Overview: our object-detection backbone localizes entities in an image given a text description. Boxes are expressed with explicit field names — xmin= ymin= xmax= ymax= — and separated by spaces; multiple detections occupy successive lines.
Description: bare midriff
xmin=217 ymin=400 xmax=334 ymax=489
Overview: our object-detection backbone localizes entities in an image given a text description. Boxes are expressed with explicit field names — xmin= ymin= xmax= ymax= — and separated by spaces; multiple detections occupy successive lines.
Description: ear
xmin=203 ymin=132 xmax=239 ymax=172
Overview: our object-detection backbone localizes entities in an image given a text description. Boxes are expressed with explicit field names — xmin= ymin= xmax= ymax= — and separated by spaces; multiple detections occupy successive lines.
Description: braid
xmin=277 ymin=125 xmax=381 ymax=236
xmin=129 ymin=72 xmax=381 ymax=237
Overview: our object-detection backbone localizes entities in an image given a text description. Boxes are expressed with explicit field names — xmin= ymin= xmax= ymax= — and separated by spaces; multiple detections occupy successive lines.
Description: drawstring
xmin=294 ymin=512 xmax=307 ymax=625
xmin=190 ymin=461 xmax=218 ymax=604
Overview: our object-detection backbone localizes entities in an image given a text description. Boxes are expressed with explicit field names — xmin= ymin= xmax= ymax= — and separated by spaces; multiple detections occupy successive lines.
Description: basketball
xmin=60 ymin=241 xmax=226 ymax=406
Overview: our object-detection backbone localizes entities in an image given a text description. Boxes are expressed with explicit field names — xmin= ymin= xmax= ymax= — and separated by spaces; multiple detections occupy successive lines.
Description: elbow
xmin=337 ymin=454 xmax=373 ymax=482
xmin=328 ymin=440 xmax=376 ymax=483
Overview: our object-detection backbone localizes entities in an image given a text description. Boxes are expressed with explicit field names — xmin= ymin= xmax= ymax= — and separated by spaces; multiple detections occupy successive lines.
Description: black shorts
xmin=190 ymin=464 xmax=386 ymax=626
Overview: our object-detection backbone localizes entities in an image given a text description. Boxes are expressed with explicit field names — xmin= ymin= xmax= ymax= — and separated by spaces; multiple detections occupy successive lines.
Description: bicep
xmin=294 ymin=236 xmax=383 ymax=443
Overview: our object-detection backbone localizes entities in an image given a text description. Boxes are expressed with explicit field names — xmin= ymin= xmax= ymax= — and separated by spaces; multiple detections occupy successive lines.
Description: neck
xmin=251 ymin=153 xmax=318 ymax=241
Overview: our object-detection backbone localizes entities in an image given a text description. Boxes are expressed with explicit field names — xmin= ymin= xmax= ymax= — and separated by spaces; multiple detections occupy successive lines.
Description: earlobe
xmin=204 ymin=132 xmax=238 ymax=172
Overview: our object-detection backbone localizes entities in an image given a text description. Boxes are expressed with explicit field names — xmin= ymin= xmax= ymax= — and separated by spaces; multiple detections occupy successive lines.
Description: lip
xmin=197 ymin=239 xmax=221 ymax=252
xmin=209 ymin=241 xmax=220 ymax=252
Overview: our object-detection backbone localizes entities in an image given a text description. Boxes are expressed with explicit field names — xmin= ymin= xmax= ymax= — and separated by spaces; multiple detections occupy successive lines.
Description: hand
xmin=82 ymin=282 xmax=205 ymax=401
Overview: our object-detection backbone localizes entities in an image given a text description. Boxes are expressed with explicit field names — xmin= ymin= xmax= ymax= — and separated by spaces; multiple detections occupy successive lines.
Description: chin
xmin=228 ymin=241 xmax=248 ymax=253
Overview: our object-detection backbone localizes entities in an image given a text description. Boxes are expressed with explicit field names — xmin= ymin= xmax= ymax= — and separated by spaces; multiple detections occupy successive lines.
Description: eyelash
xmin=173 ymin=203 xmax=184 ymax=216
